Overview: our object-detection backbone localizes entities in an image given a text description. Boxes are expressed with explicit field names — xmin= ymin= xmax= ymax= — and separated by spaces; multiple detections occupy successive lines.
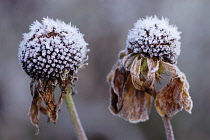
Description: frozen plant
xmin=19 ymin=17 xmax=89 ymax=140
xmin=107 ymin=16 xmax=192 ymax=140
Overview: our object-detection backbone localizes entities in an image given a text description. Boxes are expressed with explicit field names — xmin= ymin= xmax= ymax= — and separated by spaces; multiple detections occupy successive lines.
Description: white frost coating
xmin=18 ymin=17 xmax=89 ymax=79
xmin=126 ymin=16 xmax=181 ymax=64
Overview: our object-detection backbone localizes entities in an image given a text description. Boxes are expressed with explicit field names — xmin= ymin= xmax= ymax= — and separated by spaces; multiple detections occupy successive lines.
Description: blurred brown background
xmin=0 ymin=0 xmax=210 ymax=140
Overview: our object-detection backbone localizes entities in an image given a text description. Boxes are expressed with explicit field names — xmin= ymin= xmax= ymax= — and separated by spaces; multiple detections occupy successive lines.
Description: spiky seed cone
xmin=126 ymin=16 xmax=181 ymax=64
xmin=19 ymin=17 xmax=89 ymax=80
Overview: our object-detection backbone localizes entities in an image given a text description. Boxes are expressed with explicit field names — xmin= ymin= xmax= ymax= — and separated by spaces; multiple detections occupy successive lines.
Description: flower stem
xmin=65 ymin=87 xmax=88 ymax=140
xmin=162 ymin=115 xmax=175 ymax=140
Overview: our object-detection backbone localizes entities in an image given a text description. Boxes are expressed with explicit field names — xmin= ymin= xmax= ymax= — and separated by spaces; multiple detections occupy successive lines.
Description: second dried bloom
xmin=107 ymin=16 xmax=192 ymax=123
xmin=19 ymin=17 xmax=89 ymax=134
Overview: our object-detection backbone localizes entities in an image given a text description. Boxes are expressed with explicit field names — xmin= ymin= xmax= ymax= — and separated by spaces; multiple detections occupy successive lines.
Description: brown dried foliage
xmin=107 ymin=50 xmax=192 ymax=123
xmin=29 ymin=76 xmax=75 ymax=134
xmin=107 ymin=51 xmax=153 ymax=122
xmin=155 ymin=61 xmax=192 ymax=118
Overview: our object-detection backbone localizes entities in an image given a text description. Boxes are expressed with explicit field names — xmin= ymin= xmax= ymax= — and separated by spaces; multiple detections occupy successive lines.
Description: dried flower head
xmin=107 ymin=16 xmax=192 ymax=123
xmin=19 ymin=17 xmax=89 ymax=134
xmin=126 ymin=16 xmax=181 ymax=64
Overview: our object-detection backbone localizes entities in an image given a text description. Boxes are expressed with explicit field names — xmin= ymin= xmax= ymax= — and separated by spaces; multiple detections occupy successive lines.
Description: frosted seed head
xmin=126 ymin=16 xmax=181 ymax=64
xmin=18 ymin=17 xmax=89 ymax=80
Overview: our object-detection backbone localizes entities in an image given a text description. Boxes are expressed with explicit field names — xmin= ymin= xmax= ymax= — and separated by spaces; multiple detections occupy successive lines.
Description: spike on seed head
xmin=126 ymin=16 xmax=181 ymax=64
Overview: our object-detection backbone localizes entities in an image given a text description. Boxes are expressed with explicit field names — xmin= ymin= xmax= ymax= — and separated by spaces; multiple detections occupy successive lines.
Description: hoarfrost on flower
xmin=126 ymin=16 xmax=181 ymax=64
xmin=18 ymin=17 xmax=89 ymax=80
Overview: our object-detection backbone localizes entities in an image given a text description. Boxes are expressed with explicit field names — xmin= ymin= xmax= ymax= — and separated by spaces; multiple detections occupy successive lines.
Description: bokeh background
xmin=0 ymin=0 xmax=210 ymax=140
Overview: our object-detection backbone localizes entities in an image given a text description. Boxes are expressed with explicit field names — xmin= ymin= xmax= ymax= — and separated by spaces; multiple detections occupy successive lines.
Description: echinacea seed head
xmin=18 ymin=17 xmax=89 ymax=80
xmin=126 ymin=16 xmax=181 ymax=64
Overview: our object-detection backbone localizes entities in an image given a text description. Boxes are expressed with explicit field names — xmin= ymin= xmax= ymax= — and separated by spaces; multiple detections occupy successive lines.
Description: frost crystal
xmin=18 ymin=17 xmax=89 ymax=80
xmin=126 ymin=16 xmax=181 ymax=64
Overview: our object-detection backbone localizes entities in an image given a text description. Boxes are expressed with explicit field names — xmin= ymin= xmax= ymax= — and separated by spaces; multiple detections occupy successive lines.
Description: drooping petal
xmin=160 ymin=61 xmax=178 ymax=77
xmin=155 ymin=62 xmax=192 ymax=117
xmin=29 ymin=82 xmax=42 ymax=135
xmin=119 ymin=74 xmax=152 ymax=122
xmin=110 ymin=65 xmax=127 ymax=113
xmin=122 ymin=53 xmax=137 ymax=71
xmin=130 ymin=56 xmax=144 ymax=90
xmin=38 ymin=80 xmax=58 ymax=124
xmin=108 ymin=58 xmax=152 ymax=122
xmin=145 ymin=59 xmax=159 ymax=88
xmin=109 ymin=88 xmax=120 ymax=114
xmin=57 ymin=79 xmax=69 ymax=116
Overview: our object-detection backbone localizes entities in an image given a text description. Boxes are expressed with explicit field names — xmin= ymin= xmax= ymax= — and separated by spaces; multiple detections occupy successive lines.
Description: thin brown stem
xmin=162 ymin=115 xmax=175 ymax=140
xmin=65 ymin=87 xmax=88 ymax=140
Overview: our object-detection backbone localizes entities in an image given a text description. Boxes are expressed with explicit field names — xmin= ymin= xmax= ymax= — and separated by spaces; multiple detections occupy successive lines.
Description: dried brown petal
xmin=108 ymin=65 xmax=152 ymax=122
xmin=160 ymin=61 xmax=178 ymax=77
xmin=122 ymin=53 xmax=137 ymax=71
xmin=118 ymin=50 xmax=127 ymax=59
xmin=155 ymin=62 xmax=192 ymax=117
xmin=29 ymin=86 xmax=42 ymax=135
xmin=38 ymin=80 xmax=58 ymax=123
xmin=29 ymin=78 xmax=70 ymax=134
xmin=130 ymin=56 xmax=145 ymax=90
xmin=145 ymin=59 xmax=159 ymax=88
xmin=110 ymin=65 xmax=127 ymax=113
xmin=119 ymin=74 xmax=152 ymax=122
xmin=155 ymin=61 xmax=166 ymax=82
xmin=110 ymin=88 xmax=120 ymax=114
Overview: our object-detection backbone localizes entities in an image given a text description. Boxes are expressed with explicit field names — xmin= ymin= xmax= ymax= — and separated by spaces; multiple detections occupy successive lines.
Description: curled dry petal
xmin=119 ymin=74 xmax=152 ymax=123
xmin=109 ymin=66 xmax=127 ymax=113
xmin=160 ymin=61 xmax=178 ymax=77
xmin=122 ymin=53 xmax=137 ymax=71
xmin=130 ymin=57 xmax=158 ymax=92
xmin=108 ymin=61 xmax=152 ymax=122
xmin=29 ymin=78 xmax=70 ymax=134
xmin=29 ymin=87 xmax=42 ymax=135
xmin=130 ymin=56 xmax=145 ymax=90
xmin=155 ymin=62 xmax=192 ymax=118
xmin=145 ymin=59 xmax=159 ymax=88
xmin=38 ymin=80 xmax=57 ymax=123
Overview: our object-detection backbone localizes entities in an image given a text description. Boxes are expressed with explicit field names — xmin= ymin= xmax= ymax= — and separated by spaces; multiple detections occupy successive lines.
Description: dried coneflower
xmin=107 ymin=16 xmax=192 ymax=140
xmin=19 ymin=17 xmax=89 ymax=138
